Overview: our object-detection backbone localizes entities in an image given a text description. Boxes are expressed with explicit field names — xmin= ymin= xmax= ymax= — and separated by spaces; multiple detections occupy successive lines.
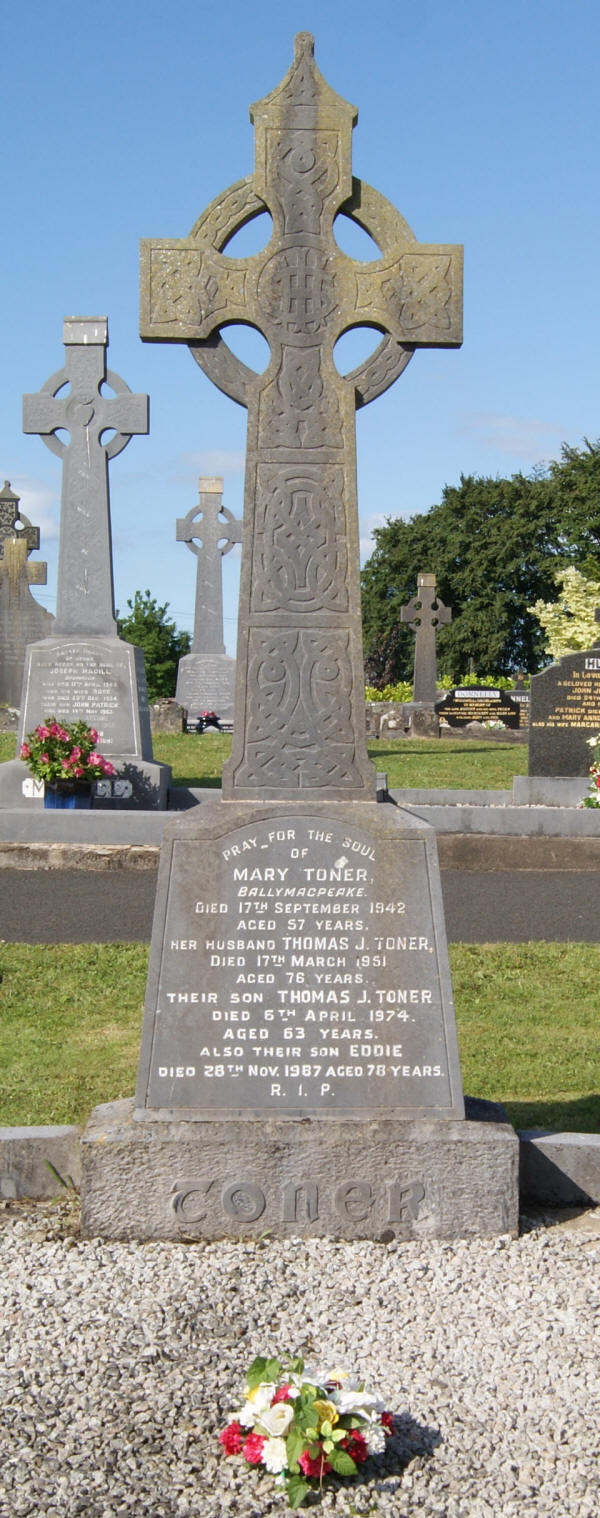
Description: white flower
xmin=363 ymin=1421 xmax=387 ymax=1455
xmin=236 ymin=1403 xmax=256 ymax=1428
xmin=244 ymin=1382 xmax=276 ymax=1414
xmin=261 ymin=1436 xmax=288 ymax=1474
xmin=258 ymin=1402 xmax=294 ymax=1438
xmin=333 ymin=1387 xmax=383 ymax=1417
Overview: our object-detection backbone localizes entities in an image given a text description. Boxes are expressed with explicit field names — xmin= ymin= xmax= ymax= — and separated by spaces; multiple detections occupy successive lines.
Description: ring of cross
xmin=35 ymin=367 xmax=141 ymax=461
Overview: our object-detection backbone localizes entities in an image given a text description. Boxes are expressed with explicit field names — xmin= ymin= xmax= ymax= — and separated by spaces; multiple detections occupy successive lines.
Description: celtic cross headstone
xmin=175 ymin=477 xmax=240 ymax=720
xmin=0 ymin=480 xmax=53 ymax=707
xmin=140 ymin=31 xmax=462 ymax=799
xmin=400 ymin=572 xmax=451 ymax=705
xmin=0 ymin=319 xmax=170 ymax=809
xmin=82 ymin=36 xmax=518 ymax=1244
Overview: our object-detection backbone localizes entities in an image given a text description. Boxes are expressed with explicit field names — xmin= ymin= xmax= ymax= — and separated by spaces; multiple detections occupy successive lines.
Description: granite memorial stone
xmin=435 ymin=686 xmax=521 ymax=729
xmin=0 ymin=319 xmax=170 ymax=809
xmin=527 ymin=618 xmax=600 ymax=776
xmin=175 ymin=477 xmax=239 ymax=721
xmin=82 ymin=35 xmax=517 ymax=1242
xmin=0 ymin=480 xmax=53 ymax=707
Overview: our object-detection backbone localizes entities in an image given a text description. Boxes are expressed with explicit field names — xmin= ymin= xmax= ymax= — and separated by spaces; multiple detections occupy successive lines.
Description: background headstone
xmin=400 ymin=571 xmax=451 ymax=726
xmin=528 ymin=623 xmax=600 ymax=776
xmin=175 ymin=478 xmax=239 ymax=722
xmin=0 ymin=319 xmax=170 ymax=809
xmin=436 ymin=686 xmax=521 ymax=728
xmin=0 ymin=480 xmax=53 ymax=707
xmin=82 ymin=34 xmax=517 ymax=1243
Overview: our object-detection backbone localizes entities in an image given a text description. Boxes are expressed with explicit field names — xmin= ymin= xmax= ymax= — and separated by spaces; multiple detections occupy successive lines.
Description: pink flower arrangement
xmin=19 ymin=717 xmax=116 ymax=789
xmin=218 ymin=1355 xmax=394 ymax=1508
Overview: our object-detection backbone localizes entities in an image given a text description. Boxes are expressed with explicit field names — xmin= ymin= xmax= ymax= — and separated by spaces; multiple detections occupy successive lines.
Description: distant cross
xmin=176 ymin=477 xmax=240 ymax=655
xmin=140 ymin=33 xmax=462 ymax=798
xmin=22 ymin=318 xmax=148 ymax=637
xmin=0 ymin=480 xmax=39 ymax=557
xmin=400 ymin=572 xmax=451 ymax=704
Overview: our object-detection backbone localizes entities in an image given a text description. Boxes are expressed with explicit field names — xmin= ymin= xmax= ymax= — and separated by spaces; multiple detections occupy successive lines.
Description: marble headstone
xmin=175 ymin=477 xmax=239 ymax=721
xmin=527 ymin=629 xmax=600 ymax=776
xmin=435 ymin=686 xmax=521 ymax=729
xmin=0 ymin=480 xmax=53 ymax=707
xmin=0 ymin=319 xmax=170 ymax=809
xmin=82 ymin=35 xmax=517 ymax=1242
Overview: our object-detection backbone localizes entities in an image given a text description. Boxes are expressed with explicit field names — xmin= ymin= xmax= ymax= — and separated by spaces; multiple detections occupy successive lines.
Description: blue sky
xmin=3 ymin=0 xmax=600 ymax=654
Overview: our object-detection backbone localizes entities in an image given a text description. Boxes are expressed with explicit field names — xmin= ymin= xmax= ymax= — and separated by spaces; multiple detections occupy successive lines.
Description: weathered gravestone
xmin=0 ymin=480 xmax=54 ymax=707
xmin=175 ymin=477 xmax=239 ymax=722
xmin=400 ymin=571 xmax=451 ymax=736
xmin=0 ymin=319 xmax=170 ymax=809
xmin=82 ymin=35 xmax=517 ymax=1241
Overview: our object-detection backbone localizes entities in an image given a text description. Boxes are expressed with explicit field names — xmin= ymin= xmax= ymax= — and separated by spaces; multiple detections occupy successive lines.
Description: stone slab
xmin=519 ymin=1131 xmax=600 ymax=1207
xmin=512 ymin=775 xmax=588 ymax=806
xmin=175 ymin=652 xmax=235 ymax=720
xmin=81 ymin=1096 xmax=518 ymax=1241
xmin=18 ymin=637 xmax=153 ymax=758
xmin=134 ymin=800 xmax=465 ymax=1122
xmin=0 ymin=1124 xmax=81 ymax=1199
xmin=0 ymin=755 xmax=171 ymax=812
xmin=528 ymin=648 xmax=600 ymax=775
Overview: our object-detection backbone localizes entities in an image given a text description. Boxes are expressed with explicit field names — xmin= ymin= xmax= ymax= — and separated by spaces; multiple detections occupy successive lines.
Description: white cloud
xmin=458 ymin=412 xmax=565 ymax=463
xmin=175 ymin=450 xmax=245 ymax=478
xmin=8 ymin=475 xmax=58 ymax=543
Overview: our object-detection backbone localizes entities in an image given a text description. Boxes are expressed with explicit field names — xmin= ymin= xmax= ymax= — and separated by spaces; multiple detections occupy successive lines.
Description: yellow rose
xmin=312 ymin=1399 xmax=339 ymax=1430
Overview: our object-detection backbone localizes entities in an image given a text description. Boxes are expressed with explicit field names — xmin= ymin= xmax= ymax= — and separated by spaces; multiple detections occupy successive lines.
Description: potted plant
xmin=19 ymin=718 xmax=116 ymax=809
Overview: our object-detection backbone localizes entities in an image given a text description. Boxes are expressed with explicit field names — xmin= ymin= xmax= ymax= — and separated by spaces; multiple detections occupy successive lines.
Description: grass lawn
xmin=1 ymin=941 xmax=598 ymax=1135
xmin=0 ymin=729 xmax=528 ymax=789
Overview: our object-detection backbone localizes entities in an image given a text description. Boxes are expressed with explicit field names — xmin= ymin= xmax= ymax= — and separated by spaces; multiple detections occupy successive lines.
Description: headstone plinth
xmin=82 ymin=800 xmax=517 ymax=1240
xmin=81 ymin=34 xmax=517 ymax=1240
xmin=175 ymin=478 xmax=239 ymax=721
xmin=0 ymin=320 xmax=170 ymax=810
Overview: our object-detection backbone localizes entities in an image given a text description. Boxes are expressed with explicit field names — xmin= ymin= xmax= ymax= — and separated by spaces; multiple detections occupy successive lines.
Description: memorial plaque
xmin=435 ymin=687 xmax=521 ymax=728
xmin=19 ymin=638 xmax=152 ymax=756
xmin=511 ymin=690 xmax=530 ymax=728
xmin=135 ymin=804 xmax=463 ymax=1121
xmin=528 ymin=648 xmax=600 ymax=775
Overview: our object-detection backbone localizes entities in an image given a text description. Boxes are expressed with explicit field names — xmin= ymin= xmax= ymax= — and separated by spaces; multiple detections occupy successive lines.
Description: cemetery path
xmin=0 ymin=865 xmax=597 ymax=943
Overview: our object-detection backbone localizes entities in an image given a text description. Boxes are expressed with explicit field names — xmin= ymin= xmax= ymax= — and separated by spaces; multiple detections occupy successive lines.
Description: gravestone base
xmin=176 ymin=652 xmax=235 ymax=722
xmin=81 ymin=1096 xmax=518 ymax=1241
xmin=512 ymin=775 xmax=588 ymax=806
xmin=404 ymin=703 xmax=440 ymax=738
xmin=0 ymin=754 xmax=171 ymax=810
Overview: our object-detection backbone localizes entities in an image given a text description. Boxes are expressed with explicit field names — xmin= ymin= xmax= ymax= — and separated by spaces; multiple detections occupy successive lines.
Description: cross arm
xmin=336 ymin=245 xmax=463 ymax=347
xmin=140 ymin=239 xmax=249 ymax=342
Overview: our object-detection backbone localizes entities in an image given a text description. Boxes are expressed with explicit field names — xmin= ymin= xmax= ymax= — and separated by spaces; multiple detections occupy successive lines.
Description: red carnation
xmin=298 ymin=1450 xmax=331 ymax=1478
xmin=218 ymin=1421 xmax=242 ymax=1455
xmin=243 ymin=1432 xmax=265 ymax=1464
xmin=380 ymin=1411 xmax=394 ymax=1435
xmin=342 ymin=1430 xmax=368 ymax=1464
xmin=272 ymin=1384 xmax=291 ymax=1404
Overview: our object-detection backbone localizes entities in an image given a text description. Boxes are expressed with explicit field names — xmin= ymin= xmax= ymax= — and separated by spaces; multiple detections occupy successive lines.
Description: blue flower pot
xmin=44 ymin=784 xmax=93 ymax=810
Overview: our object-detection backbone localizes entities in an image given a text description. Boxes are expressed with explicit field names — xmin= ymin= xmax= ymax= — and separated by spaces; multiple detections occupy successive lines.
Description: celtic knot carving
xmin=252 ymin=466 xmax=347 ymax=613
xmin=236 ymin=629 xmax=362 ymax=790
xmin=268 ymin=130 xmax=340 ymax=235
xmin=258 ymin=245 xmax=338 ymax=337
xmin=259 ymin=347 xmax=343 ymax=449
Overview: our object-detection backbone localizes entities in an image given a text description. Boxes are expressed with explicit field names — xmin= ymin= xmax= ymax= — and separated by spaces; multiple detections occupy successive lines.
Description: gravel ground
xmin=1 ymin=1199 xmax=599 ymax=1518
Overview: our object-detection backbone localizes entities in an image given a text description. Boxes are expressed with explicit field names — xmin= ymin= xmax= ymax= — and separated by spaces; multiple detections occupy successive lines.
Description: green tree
xmin=117 ymin=590 xmax=191 ymax=701
xmin=361 ymin=441 xmax=600 ymax=686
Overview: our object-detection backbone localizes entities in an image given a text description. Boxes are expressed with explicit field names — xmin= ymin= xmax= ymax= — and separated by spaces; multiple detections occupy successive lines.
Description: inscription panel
xmin=529 ymin=652 xmax=600 ymax=776
xmin=435 ymin=688 xmax=521 ymax=728
xmin=18 ymin=639 xmax=149 ymax=755
xmin=136 ymin=810 xmax=463 ymax=1119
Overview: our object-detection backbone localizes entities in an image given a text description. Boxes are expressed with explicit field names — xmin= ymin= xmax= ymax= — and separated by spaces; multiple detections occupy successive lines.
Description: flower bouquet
xmin=218 ymin=1355 xmax=393 ymax=1509
xmin=579 ymin=734 xmax=600 ymax=808
xmin=19 ymin=717 xmax=116 ymax=791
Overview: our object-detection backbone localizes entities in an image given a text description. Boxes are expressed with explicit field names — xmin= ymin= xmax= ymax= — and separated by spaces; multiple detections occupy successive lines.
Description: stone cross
xmin=22 ymin=318 xmax=148 ymax=637
xmin=176 ymin=477 xmax=240 ymax=655
xmin=0 ymin=480 xmax=40 ymax=557
xmin=400 ymin=572 xmax=451 ymax=704
xmin=140 ymin=33 xmax=462 ymax=798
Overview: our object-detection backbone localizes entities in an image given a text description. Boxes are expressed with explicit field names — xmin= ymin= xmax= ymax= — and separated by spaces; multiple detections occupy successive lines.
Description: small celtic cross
xmin=400 ymin=573 xmax=452 ymax=705
xmin=176 ymin=478 xmax=241 ymax=656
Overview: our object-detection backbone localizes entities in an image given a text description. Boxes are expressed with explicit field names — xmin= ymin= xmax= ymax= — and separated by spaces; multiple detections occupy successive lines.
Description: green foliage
xmin=361 ymin=439 xmax=600 ymax=686
xmin=117 ymin=589 xmax=190 ymax=701
xmin=530 ymin=566 xmax=600 ymax=659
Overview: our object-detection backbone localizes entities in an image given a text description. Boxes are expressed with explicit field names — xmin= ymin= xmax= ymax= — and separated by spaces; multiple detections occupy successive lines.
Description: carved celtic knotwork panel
xmin=252 ymin=465 xmax=347 ymax=613
xmin=236 ymin=628 xmax=361 ymax=790
xmin=267 ymin=129 xmax=340 ymax=236
xmin=259 ymin=346 xmax=343 ymax=448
